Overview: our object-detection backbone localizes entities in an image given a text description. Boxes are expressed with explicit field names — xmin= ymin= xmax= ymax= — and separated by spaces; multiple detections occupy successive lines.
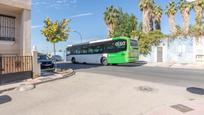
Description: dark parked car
xmin=38 ymin=55 xmax=54 ymax=70
xmin=51 ymin=55 xmax=63 ymax=62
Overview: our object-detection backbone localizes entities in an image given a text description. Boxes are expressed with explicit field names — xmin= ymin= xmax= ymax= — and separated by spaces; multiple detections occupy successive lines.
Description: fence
xmin=0 ymin=56 xmax=33 ymax=84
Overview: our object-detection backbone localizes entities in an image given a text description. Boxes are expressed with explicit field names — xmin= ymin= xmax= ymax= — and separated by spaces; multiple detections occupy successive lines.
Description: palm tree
xmin=139 ymin=0 xmax=154 ymax=33
xmin=166 ymin=2 xmax=178 ymax=35
xmin=152 ymin=5 xmax=162 ymax=30
xmin=193 ymin=0 xmax=204 ymax=26
xmin=179 ymin=0 xmax=192 ymax=34
xmin=104 ymin=5 xmax=121 ymax=37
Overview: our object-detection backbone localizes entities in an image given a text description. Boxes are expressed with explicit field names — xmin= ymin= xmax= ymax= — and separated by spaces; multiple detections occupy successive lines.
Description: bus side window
xmin=106 ymin=41 xmax=115 ymax=53
xmin=93 ymin=45 xmax=104 ymax=54
xmin=82 ymin=48 xmax=88 ymax=54
xmin=88 ymin=47 xmax=94 ymax=54
xmin=75 ymin=48 xmax=81 ymax=55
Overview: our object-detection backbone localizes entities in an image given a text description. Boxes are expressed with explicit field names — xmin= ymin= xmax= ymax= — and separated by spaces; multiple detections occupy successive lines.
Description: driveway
xmin=0 ymin=72 xmax=204 ymax=115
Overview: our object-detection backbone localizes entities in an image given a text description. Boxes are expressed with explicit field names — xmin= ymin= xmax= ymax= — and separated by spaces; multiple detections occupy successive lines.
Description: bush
xmin=138 ymin=30 xmax=165 ymax=55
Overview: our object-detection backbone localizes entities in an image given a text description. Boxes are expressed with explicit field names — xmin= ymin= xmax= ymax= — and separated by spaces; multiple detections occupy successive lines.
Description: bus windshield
xmin=106 ymin=40 xmax=127 ymax=53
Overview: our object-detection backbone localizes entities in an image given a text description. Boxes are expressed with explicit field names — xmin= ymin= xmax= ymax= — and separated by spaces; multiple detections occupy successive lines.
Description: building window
xmin=0 ymin=14 xmax=15 ymax=41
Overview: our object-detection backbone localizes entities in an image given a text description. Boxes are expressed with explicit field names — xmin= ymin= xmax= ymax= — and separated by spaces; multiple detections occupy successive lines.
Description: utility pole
xmin=72 ymin=30 xmax=83 ymax=43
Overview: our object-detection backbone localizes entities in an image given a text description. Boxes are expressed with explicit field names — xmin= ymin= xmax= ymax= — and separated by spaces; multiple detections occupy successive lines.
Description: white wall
xmin=140 ymin=36 xmax=204 ymax=64
xmin=193 ymin=37 xmax=204 ymax=63
xmin=0 ymin=1 xmax=31 ymax=56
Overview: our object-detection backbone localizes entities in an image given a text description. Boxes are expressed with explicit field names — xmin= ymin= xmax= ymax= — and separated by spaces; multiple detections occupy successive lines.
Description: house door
xmin=157 ymin=47 xmax=163 ymax=62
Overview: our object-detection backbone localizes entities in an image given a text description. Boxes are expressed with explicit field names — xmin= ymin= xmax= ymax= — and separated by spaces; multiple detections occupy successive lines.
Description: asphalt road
xmin=58 ymin=62 xmax=204 ymax=88
xmin=1 ymin=63 xmax=204 ymax=115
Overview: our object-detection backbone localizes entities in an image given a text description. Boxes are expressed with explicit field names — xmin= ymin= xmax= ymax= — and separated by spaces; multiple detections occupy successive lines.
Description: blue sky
xmin=32 ymin=0 xmax=196 ymax=53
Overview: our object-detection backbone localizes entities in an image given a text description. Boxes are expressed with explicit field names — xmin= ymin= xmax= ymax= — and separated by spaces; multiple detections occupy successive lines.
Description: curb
xmin=0 ymin=69 xmax=75 ymax=94
xmin=34 ymin=69 xmax=75 ymax=85
xmin=0 ymin=87 xmax=16 ymax=94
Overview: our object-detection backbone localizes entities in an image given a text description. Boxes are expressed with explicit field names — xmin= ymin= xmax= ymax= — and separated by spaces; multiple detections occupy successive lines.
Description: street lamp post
xmin=72 ymin=30 xmax=83 ymax=43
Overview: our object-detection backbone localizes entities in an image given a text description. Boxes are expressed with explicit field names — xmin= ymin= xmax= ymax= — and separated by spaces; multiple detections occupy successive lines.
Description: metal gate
xmin=0 ymin=56 xmax=33 ymax=85
xmin=157 ymin=47 xmax=163 ymax=62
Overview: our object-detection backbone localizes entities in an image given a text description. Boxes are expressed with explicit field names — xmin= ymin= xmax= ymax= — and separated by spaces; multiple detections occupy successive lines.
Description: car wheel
xmin=101 ymin=57 xmax=108 ymax=66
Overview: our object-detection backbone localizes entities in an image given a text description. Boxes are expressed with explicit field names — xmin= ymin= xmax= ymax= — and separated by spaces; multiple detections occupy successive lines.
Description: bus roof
xmin=67 ymin=36 xmax=131 ymax=47
xmin=67 ymin=38 xmax=111 ymax=47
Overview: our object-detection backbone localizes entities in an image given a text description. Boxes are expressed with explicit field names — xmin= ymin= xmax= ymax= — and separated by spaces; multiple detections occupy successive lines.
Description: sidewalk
xmin=0 ymin=71 xmax=204 ymax=115
xmin=144 ymin=63 xmax=204 ymax=70
xmin=146 ymin=100 xmax=204 ymax=115
xmin=0 ymin=69 xmax=75 ymax=93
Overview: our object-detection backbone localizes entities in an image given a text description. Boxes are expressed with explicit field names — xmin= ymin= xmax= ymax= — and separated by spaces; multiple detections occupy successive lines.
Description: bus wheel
xmin=101 ymin=57 xmax=108 ymax=66
xmin=71 ymin=57 xmax=76 ymax=64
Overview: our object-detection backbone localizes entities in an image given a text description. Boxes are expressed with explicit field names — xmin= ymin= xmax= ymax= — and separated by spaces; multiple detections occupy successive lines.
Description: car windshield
xmin=38 ymin=55 xmax=49 ymax=60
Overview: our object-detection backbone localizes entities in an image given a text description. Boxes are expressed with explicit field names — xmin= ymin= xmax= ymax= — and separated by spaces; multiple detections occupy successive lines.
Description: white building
xmin=140 ymin=36 xmax=204 ymax=64
xmin=0 ymin=0 xmax=32 ymax=56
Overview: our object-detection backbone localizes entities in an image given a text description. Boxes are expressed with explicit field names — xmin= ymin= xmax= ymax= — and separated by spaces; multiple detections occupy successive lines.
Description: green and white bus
xmin=66 ymin=36 xmax=139 ymax=65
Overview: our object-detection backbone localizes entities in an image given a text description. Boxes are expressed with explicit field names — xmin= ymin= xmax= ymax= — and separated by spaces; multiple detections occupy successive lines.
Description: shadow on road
xmin=0 ymin=95 xmax=12 ymax=105
xmin=187 ymin=87 xmax=204 ymax=95
xmin=115 ymin=61 xmax=147 ymax=67
xmin=56 ymin=63 xmax=101 ymax=70
xmin=56 ymin=61 xmax=147 ymax=70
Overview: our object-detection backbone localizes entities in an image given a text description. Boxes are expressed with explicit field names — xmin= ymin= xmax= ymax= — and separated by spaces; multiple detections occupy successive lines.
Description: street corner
xmin=32 ymin=68 xmax=75 ymax=85
xmin=145 ymin=100 xmax=204 ymax=115
xmin=0 ymin=68 xmax=75 ymax=94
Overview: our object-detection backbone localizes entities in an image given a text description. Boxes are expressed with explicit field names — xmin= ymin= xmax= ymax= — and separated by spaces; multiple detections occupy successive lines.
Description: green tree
xmin=41 ymin=17 xmax=71 ymax=62
xmin=139 ymin=0 xmax=154 ymax=33
xmin=104 ymin=5 xmax=121 ymax=37
xmin=188 ymin=0 xmax=204 ymax=37
xmin=139 ymin=30 xmax=165 ymax=55
xmin=193 ymin=0 xmax=204 ymax=26
xmin=113 ymin=12 xmax=138 ymax=38
xmin=152 ymin=5 xmax=163 ymax=30
xmin=166 ymin=2 xmax=178 ymax=35
xmin=179 ymin=0 xmax=192 ymax=34
xmin=131 ymin=22 xmax=142 ymax=39
xmin=104 ymin=6 xmax=138 ymax=38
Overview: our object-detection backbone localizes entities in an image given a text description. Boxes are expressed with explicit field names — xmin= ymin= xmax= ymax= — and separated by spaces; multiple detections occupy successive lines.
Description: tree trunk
xmin=53 ymin=43 xmax=56 ymax=69
xmin=155 ymin=20 xmax=161 ymax=30
xmin=142 ymin=8 xmax=152 ymax=33
xmin=150 ymin=16 xmax=154 ymax=31
xmin=108 ymin=23 xmax=114 ymax=38
xmin=194 ymin=6 xmax=202 ymax=26
xmin=168 ymin=14 xmax=177 ymax=35
xmin=182 ymin=8 xmax=190 ymax=34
